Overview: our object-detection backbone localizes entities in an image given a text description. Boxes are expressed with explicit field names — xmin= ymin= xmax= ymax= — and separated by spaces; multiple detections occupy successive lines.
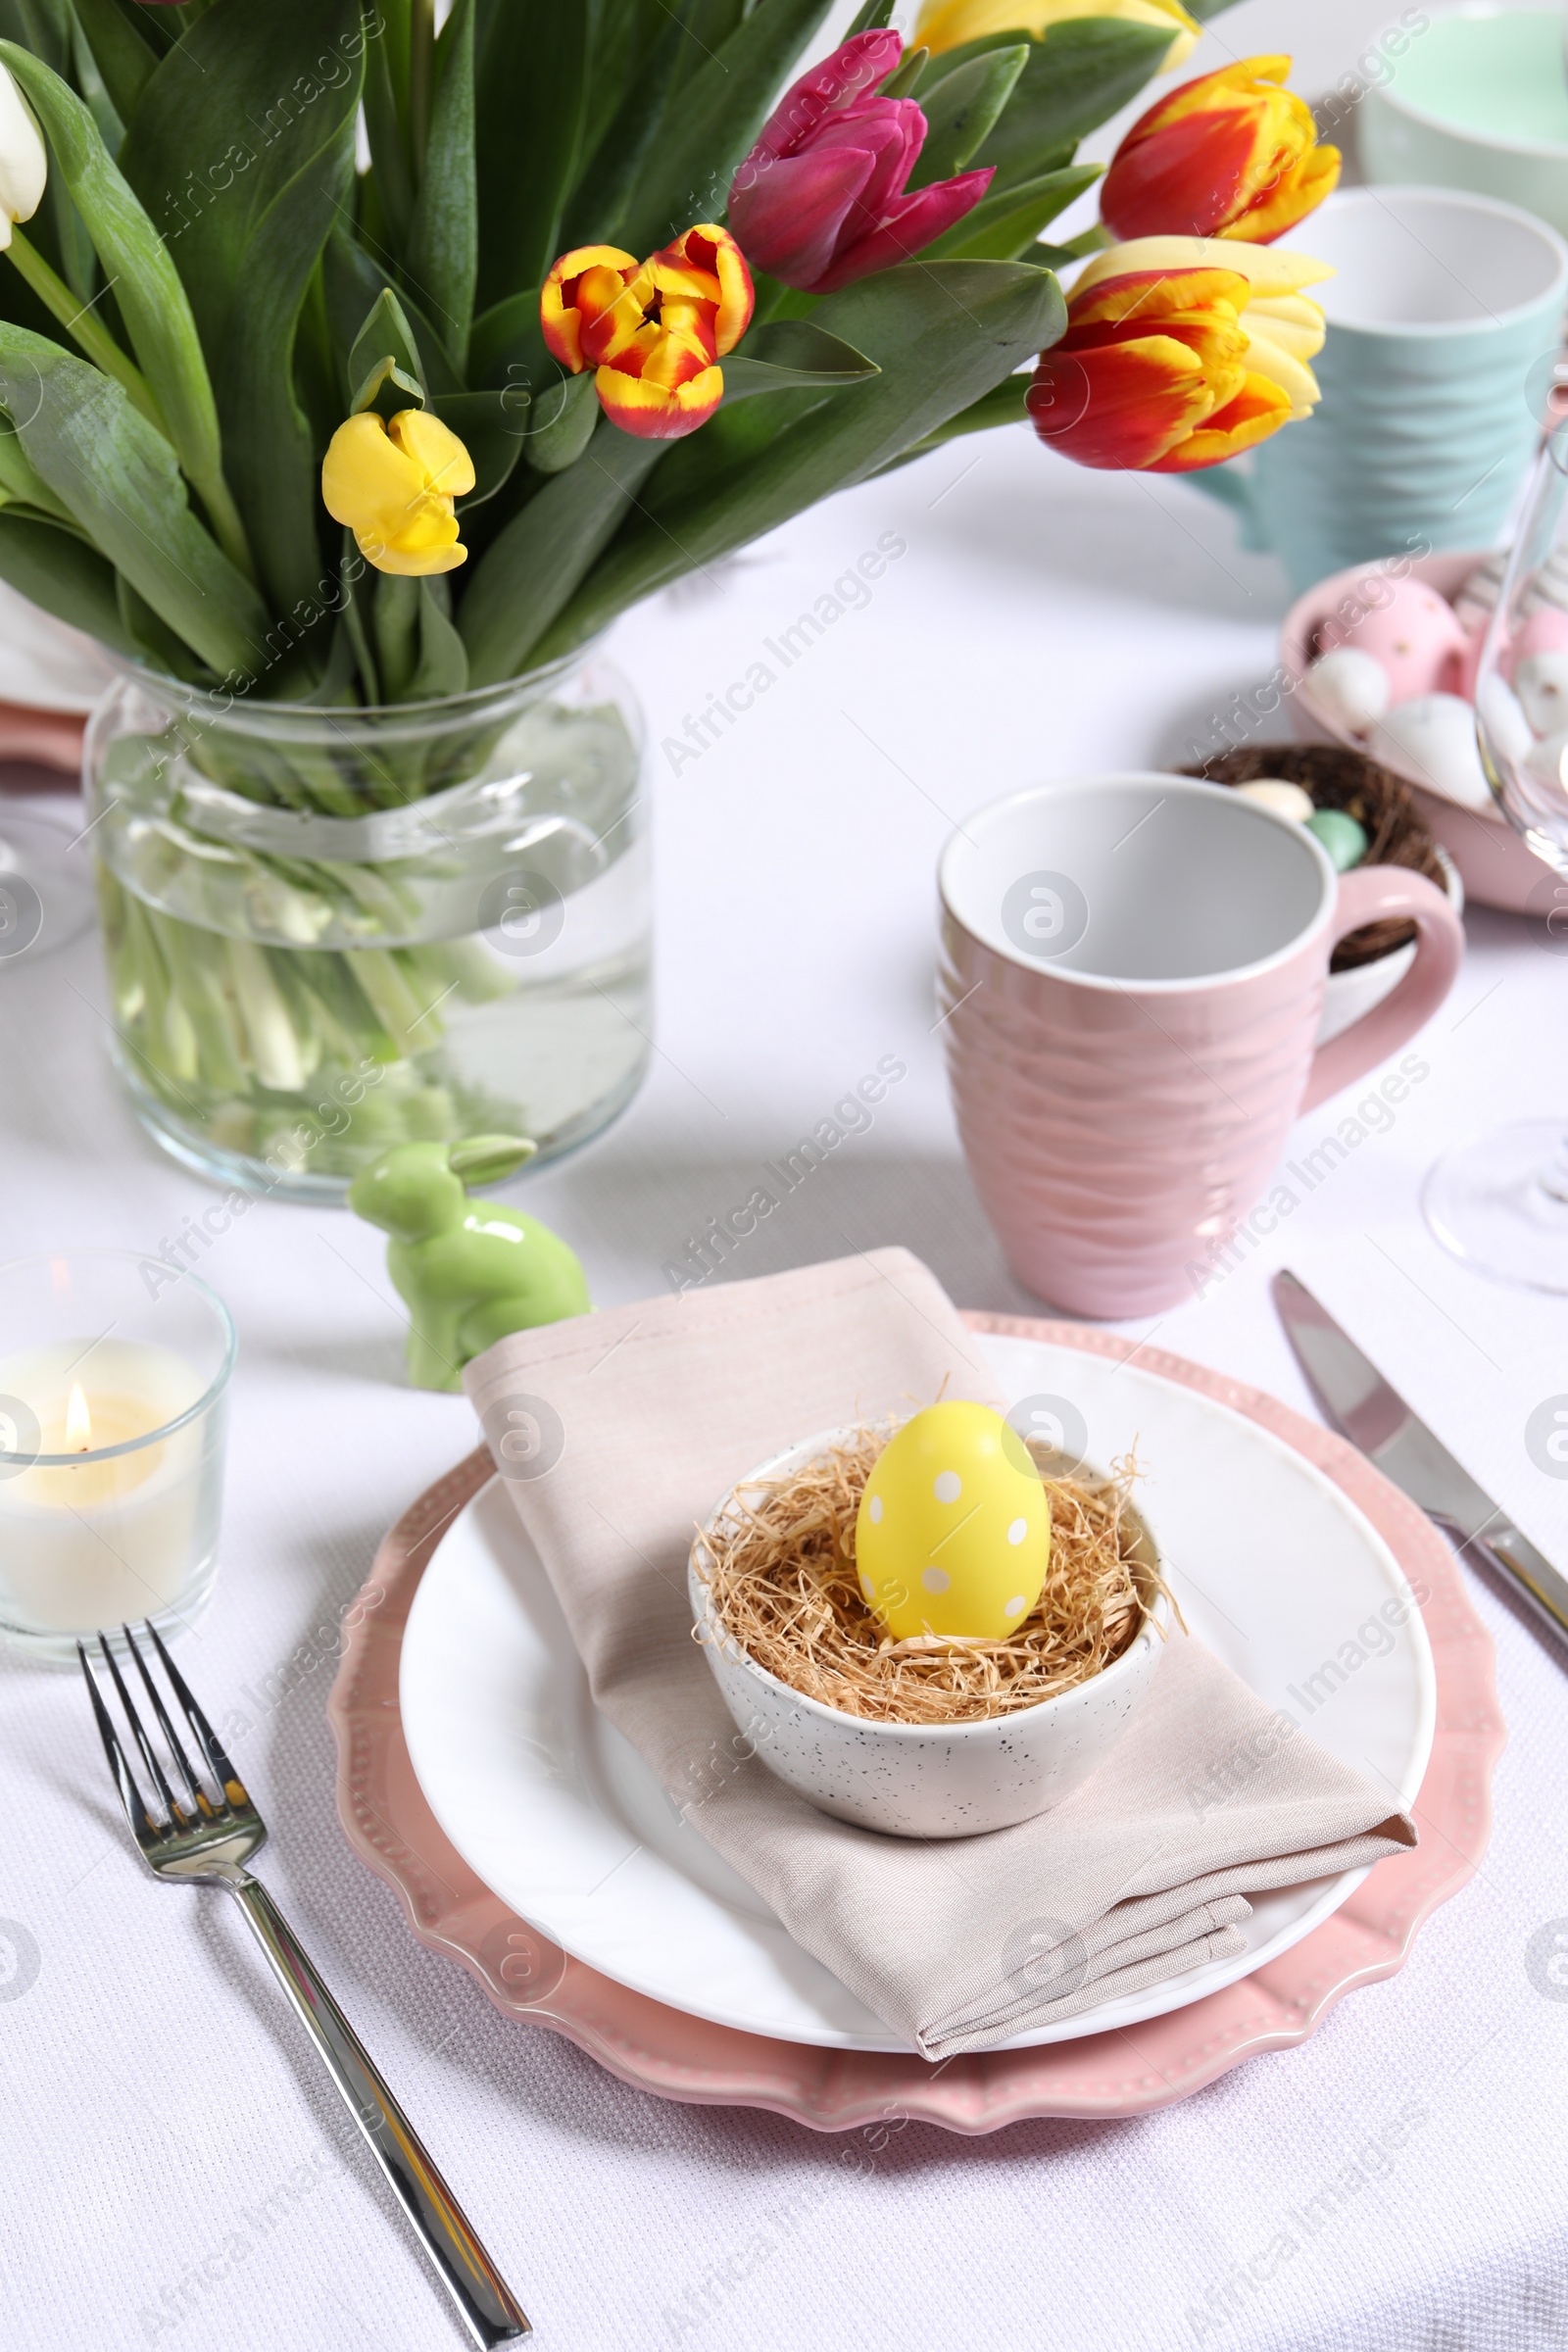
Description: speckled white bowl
xmin=689 ymin=1426 xmax=1170 ymax=1840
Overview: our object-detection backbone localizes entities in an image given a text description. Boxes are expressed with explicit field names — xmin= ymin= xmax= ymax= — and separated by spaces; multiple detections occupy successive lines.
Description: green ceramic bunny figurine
xmin=347 ymin=1135 xmax=590 ymax=1392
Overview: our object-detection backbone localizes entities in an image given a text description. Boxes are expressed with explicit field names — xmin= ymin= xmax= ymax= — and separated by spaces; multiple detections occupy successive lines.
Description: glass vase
xmin=83 ymin=654 xmax=651 ymax=1202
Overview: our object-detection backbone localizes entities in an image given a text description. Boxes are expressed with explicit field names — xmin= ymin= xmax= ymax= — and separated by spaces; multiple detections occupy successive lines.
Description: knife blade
xmin=1274 ymin=1268 xmax=1568 ymax=1650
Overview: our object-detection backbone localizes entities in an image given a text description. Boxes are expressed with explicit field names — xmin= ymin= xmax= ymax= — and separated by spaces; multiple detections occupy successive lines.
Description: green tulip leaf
xmin=0 ymin=323 xmax=269 ymax=675
xmin=70 ymin=0 xmax=158 ymax=130
xmin=0 ymin=505 xmax=135 ymax=654
xmin=556 ymin=7 xmax=689 ymax=252
xmin=879 ymin=44 xmax=927 ymax=99
xmin=351 ymin=355 xmax=427 ymax=420
xmin=473 ymin=0 xmax=592 ymax=308
xmin=117 ymin=0 xmax=365 ymax=614
xmin=408 ymin=0 xmax=477 ymax=369
xmin=325 ymin=231 xmax=461 ymax=396
xmin=460 ymin=416 xmax=663 ymax=686
xmin=533 ymin=258 xmax=1065 ymax=663
xmin=431 ymin=387 xmax=528 ymax=507
xmin=408 ymin=578 xmax=470 ymax=700
xmin=921 ymin=162 xmax=1103 ymax=261
xmin=468 ymin=287 xmax=541 ymax=390
xmin=0 ymin=38 xmax=252 ymax=568
xmin=349 ymin=290 xmax=429 ymax=408
xmin=908 ymin=46 xmax=1028 ymax=189
xmin=846 ymin=0 xmax=897 ymax=29
xmin=926 ymin=22 xmax=1177 ymax=191
xmin=721 ymin=319 xmax=880 ymax=399
xmin=361 ymin=0 xmax=415 ymax=250
xmin=881 ymin=369 xmax=1034 ymax=468
xmin=615 ymin=0 xmax=835 ymax=260
xmin=518 ymin=368 xmax=598 ymax=476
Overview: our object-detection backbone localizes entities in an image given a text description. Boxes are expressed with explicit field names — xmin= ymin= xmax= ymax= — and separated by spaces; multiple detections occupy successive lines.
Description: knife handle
xmin=1460 ymin=1523 xmax=1568 ymax=1650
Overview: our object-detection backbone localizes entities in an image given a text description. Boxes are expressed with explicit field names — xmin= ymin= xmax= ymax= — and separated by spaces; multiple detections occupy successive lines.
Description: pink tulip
xmin=728 ymin=30 xmax=992 ymax=296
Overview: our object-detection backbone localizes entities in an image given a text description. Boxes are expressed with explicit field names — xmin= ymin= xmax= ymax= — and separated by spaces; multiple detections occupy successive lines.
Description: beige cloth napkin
xmin=465 ymin=1250 xmax=1416 ymax=2058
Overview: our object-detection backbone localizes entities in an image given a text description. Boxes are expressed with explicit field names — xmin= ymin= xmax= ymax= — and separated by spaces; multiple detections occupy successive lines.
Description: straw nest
xmin=692 ymin=1423 xmax=1175 ymax=1726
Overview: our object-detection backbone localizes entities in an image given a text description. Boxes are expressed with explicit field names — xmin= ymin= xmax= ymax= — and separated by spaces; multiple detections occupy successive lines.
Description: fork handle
xmin=223 ymin=1870 xmax=530 ymax=2347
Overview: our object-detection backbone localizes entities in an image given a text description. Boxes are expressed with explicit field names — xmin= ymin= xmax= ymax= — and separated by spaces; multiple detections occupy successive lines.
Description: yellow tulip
xmin=319 ymin=408 xmax=475 ymax=576
xmin=915 ymin=0 xmax=1201 ymax=74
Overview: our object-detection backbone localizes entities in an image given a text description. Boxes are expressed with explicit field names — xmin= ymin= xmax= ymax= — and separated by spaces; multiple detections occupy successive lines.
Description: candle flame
xmin=65 ymin=1383 xmax=91 ymax=1451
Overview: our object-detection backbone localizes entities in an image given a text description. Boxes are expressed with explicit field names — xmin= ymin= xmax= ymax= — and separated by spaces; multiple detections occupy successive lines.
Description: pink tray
xmin=328 ymin=1312 xmax=1503 ymax=2134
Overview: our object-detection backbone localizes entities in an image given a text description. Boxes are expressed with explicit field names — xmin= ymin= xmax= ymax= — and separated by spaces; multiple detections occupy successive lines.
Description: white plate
xmin=400 ymin=1335 xmax=1437 ymax=2053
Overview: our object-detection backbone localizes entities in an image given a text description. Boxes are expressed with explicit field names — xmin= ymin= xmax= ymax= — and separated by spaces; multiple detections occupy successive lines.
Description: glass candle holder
xmin=0 ymin=1250 xmax=234 ymax=1662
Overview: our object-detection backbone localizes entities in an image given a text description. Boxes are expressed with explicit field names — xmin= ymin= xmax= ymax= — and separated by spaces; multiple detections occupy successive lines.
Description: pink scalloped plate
xmin=327 ymin=1312 xmax=1503 ymax=2133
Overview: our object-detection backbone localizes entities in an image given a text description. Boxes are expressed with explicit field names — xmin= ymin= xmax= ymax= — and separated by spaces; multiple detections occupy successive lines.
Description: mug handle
xmin=1184 ymin=461 xmax=1270 ymax=553
xmin=1299 ymin=866 xmax=1465 ymax=1114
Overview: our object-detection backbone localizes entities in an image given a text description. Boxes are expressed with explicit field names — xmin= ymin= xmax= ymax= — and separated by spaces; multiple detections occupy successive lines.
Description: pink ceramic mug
xmin=938 ymin=774 xmax=1465 ymax=1317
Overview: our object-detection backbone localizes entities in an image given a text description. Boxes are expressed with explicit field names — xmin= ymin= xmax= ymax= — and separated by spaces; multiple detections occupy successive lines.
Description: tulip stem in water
xmin=7 ymin=230 xmax=169 ymax=441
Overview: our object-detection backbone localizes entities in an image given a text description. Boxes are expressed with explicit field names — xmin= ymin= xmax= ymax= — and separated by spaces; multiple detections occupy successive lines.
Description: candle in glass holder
xmin=0 ymin=1252 xmax=233 ymax=1660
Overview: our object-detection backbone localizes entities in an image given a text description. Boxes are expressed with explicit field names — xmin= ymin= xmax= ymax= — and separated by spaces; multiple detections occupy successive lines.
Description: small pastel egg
xmin=1304 ymin=808 xmax=1367 ymax=872
xmin=1477 ymin=671 xmax=1534 ymax=768
xmin=855 ymin=1399 xmax=1050 ymax=1643
xmin=1235 ymin=778 xmax=1315 ymax=824
xmin=1367 ymin=693 xmax=1491 ymax=811
xmin=1514 ymin=650 xmax=1568 ymax=737
xmin=1315 ymin=576 xmax=1467 ymax=703
xmin=1515 ymin=604 xmax=1568 ymax=663
xmin=1524 ymin=729 xmax=1568 ymax=794
xmin=1305 ymin=646 xmax=1390 ymax=736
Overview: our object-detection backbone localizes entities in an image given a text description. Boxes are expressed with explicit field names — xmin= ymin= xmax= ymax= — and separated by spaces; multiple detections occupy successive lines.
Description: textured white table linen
xmin=5 ymin=14 xmax=1568 ymax=2342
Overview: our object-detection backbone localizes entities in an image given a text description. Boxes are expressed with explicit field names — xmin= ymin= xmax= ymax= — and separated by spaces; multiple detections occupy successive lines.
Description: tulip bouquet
xmin=0 ymin=0 xmax=1337 ymax=1189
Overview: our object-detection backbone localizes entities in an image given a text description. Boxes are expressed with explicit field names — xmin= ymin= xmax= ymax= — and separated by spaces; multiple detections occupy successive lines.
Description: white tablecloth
xmin=5 ymin=12 xmax=1568 ymax=2339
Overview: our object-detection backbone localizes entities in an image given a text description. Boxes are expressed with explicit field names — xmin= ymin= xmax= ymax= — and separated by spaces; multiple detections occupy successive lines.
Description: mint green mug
xmin=1192 ymin=185 xmax=1568 ymax=590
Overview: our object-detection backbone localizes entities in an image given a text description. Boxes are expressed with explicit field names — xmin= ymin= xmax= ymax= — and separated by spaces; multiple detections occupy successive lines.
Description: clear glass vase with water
xmin=84 ymin=654 xmax=651 ymax=1200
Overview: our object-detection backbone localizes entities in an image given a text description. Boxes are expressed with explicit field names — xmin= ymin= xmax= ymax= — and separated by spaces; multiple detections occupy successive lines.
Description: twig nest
xmin=1179 ymin=742 xmax=1449 ymax=971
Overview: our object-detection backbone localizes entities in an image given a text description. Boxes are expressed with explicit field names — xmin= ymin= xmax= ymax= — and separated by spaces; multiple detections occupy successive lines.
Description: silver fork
xmin=80 ymin=1623 xmax=530 ymax=2348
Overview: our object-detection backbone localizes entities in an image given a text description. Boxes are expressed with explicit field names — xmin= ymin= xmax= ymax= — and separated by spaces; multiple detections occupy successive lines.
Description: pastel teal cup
xmin=1361 ymin=5 xmax=1568 ymax=238
xmin=1192 ymin=185 xmax=1568 ymax=591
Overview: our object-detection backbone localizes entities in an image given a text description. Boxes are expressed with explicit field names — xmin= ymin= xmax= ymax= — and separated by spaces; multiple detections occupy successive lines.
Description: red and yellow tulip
xmin=320 ymin=406 xmax=475 ymax=574
xmin=1101 ymin=58 xmax=1340 ymax=244
xmin=541 ymin=224 xmax=754 ymax=442
xmin=1027 ymin=237 xmax=1330 ymax=473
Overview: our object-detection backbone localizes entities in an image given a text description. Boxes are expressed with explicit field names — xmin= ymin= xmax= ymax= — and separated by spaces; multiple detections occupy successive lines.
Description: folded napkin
xmin=465 ymin=1250 xmax=1416 ymax=2058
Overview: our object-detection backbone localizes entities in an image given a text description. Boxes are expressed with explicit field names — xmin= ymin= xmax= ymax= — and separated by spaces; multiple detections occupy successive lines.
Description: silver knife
xmin=1274 ymin=1268 xmax=1568 ymax=1651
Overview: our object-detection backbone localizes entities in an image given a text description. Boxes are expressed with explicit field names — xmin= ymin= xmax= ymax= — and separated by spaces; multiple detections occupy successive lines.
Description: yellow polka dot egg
xmin=855 ymin=1400 xmax=1051 ymax=1642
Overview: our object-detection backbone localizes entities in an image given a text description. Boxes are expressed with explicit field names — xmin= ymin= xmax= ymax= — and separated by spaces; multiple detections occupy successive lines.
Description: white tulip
xmin=0 ymin=63 xmax=46 ymax=252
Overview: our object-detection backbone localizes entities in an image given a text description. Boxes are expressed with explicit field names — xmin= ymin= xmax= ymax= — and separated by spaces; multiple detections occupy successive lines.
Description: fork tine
xmin=97 ymin=1635 xmax=184 ymax=1827
xmin=144 ymin=1619 xmax=250 ymax=1809
xmin=122 ymin=1623 xmax=212 ymax=1819
xmin=77 ymin=1641 xmax=160 ymax=1844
